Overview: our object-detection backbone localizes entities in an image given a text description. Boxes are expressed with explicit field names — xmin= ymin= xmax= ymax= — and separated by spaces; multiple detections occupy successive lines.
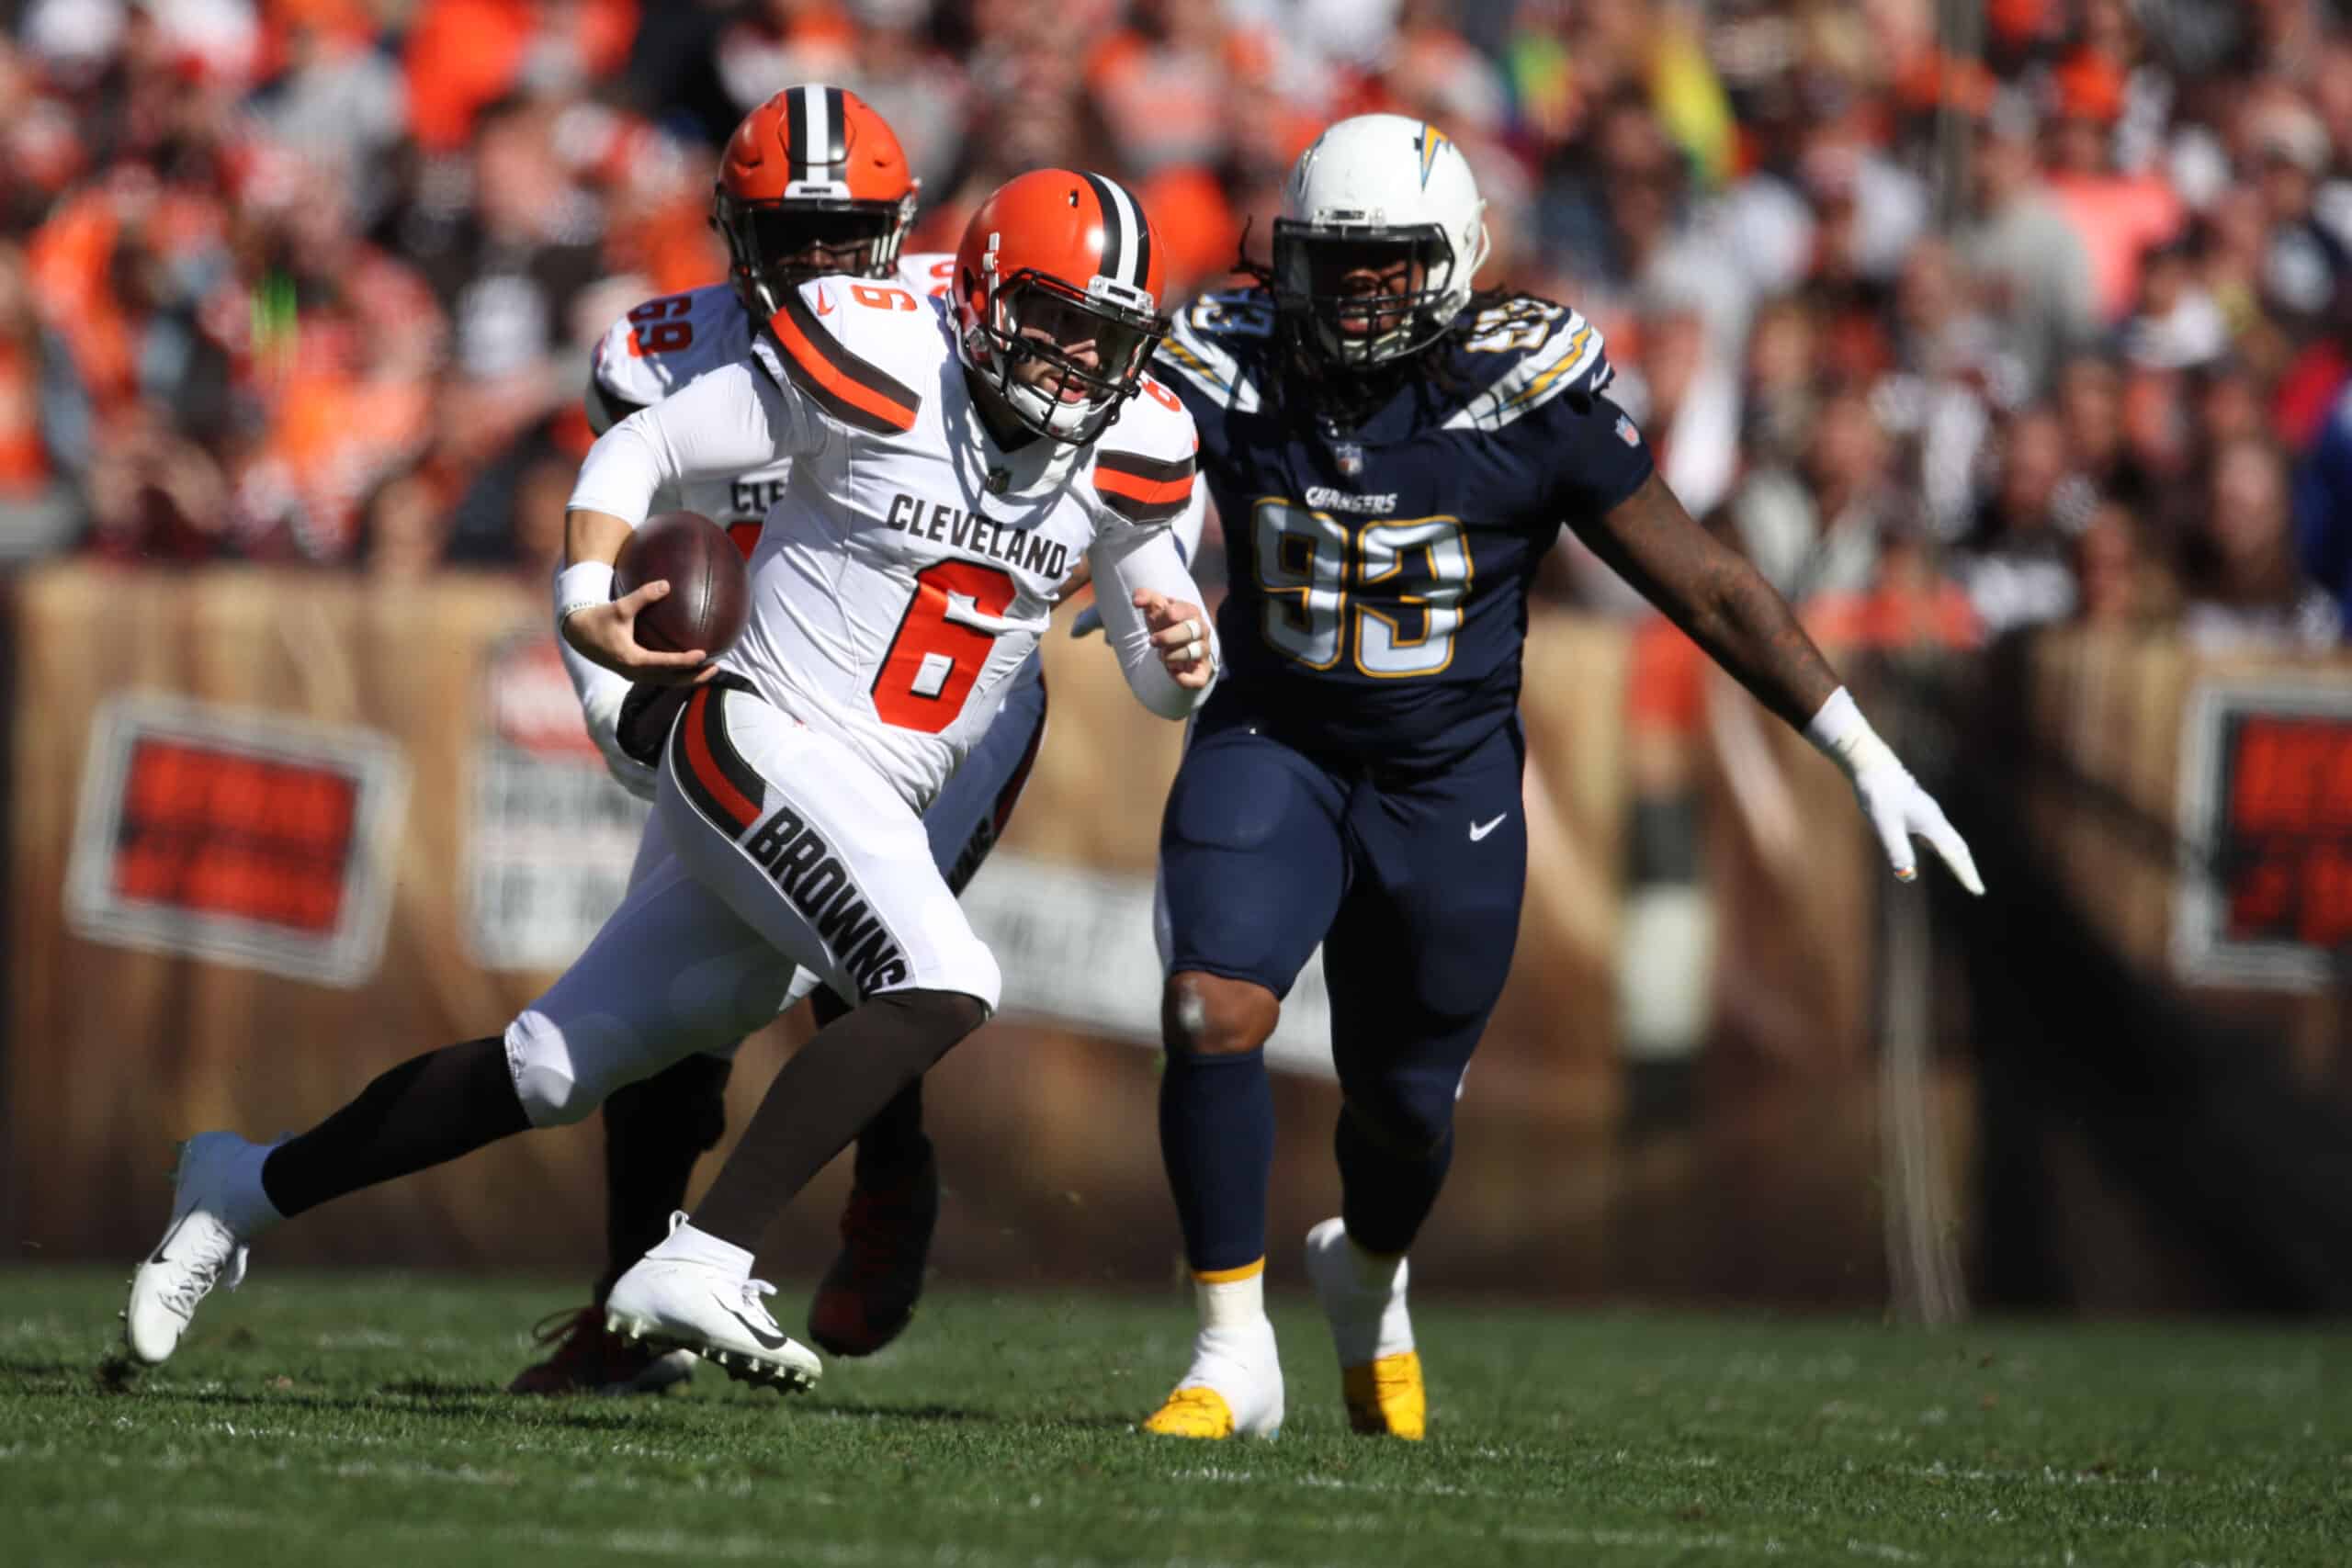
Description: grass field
xmin=1 ymin=1269 xmax=2344 ymax=1567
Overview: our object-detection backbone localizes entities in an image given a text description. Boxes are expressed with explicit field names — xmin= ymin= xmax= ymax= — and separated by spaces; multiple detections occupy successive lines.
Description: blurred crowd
xmin=2 ymin=0 xmax=2349 ymax=659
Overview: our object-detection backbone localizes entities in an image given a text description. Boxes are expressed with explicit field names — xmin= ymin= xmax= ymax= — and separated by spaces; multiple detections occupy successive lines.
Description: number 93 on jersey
xmin=1250 ymin=501 xmax=1473 ymax=679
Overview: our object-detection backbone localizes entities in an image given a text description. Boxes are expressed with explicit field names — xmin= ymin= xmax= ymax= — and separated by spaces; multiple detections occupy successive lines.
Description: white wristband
xmin=1804 ymin=686 xmax=1898 ymax=779
xmin=555 ymin=559 xmax=615 ymax=626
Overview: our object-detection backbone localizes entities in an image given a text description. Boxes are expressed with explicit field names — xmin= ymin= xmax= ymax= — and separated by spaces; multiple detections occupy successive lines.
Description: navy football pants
xmin=1156 ymin=711 xmax=1528 ymax=1269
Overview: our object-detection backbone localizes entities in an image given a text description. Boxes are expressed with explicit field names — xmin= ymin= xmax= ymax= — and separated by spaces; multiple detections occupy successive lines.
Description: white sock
xmin=1352 ymin=1239 xmax=1415 ymax=1363
xmin=646 ymin=1216 xmax=754 ymax=1277
xmin=1194 ymin=1262 xmax=1269 ymax=1336
xmin=1321 ymin=1231 xmax=1414 ymax=1366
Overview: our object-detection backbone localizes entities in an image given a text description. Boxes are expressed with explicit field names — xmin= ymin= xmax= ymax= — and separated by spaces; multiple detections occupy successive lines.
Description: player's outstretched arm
xmin=1087 ymin=522 xmax=1218 ymax=718
xmin=1573 ymin=470 xmax=1983 ymax=894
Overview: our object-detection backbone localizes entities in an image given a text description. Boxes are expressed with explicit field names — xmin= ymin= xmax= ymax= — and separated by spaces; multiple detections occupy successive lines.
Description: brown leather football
xmin=612 ymin=511 xmax=751 ymax=658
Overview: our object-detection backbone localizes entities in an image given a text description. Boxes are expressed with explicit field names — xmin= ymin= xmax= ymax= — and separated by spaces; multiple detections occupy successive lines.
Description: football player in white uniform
xmin=126 ymin=167 xmax=1216 ymax=1390
xmin=516 ymin=86 xmax=1202 ymax=1394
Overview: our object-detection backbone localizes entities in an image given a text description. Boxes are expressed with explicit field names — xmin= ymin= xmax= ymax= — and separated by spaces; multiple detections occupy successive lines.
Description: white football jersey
xmin=571 ymin=273 xmax=1211 ymax=809
xmin=584 ymin=252 xmax=963 ymax=534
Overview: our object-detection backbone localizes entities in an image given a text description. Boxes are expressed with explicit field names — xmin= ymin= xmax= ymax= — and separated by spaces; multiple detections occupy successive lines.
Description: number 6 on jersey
xmin=873 ymin=560 xmax=1019 ymax=731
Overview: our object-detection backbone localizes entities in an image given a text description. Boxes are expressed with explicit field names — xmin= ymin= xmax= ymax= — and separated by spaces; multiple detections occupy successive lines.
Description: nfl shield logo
xmin=1614 ymin=414 xmax=1640 ymax=447
xmin=1335 ymin=442 xmax=1364 ymax=477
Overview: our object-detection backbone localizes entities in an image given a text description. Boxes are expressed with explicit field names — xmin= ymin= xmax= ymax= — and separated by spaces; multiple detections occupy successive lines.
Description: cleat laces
xmin=159 ymin=1229 xmax=245 ymax=1321
xmin=738 ymin=1277 xmax=783 ymax=1330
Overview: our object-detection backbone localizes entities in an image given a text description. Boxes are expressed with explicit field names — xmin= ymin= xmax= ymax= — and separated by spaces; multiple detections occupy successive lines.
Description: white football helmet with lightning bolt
xmin=1272 ymin=114 xmax=1492 ymax=367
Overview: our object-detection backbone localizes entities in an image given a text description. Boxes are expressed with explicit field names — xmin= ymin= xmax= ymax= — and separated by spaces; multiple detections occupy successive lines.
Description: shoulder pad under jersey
xmin=1154 ymin=288 xmax=1276 ymax=416
xmin=1438 ymin=295 xmax=1614 ymax=433
xmin=1090 ymin=378 xmax=1200 ymax=527
xmin=897 ymin=250 xmax=959 ymax=300
xmin=750 ymin=274 xmax=946 ymax=438
xmin=586 ymin=284 xmax=750 ymax=432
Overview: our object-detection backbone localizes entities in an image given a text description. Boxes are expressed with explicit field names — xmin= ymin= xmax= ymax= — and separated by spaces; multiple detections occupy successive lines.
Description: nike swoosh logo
xmin=813 ymin=288 xmax=834 ymax=317
xmin=1469 ymin=814 xmax=1508 ymax=842
xmin=149 ymin=1213 xmax=190 ymax=1267
xmin=721 ymin=1297 xmax=790 ymax=1350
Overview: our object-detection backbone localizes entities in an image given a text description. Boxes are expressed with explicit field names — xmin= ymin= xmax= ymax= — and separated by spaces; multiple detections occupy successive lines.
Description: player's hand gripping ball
xmin=613 ymin=511 xmax=752 ymax=660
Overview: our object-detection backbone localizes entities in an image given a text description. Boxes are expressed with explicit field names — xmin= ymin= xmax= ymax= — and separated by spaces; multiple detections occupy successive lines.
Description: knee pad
xmin=504 ymin=1010 xmax=645 ymax=1129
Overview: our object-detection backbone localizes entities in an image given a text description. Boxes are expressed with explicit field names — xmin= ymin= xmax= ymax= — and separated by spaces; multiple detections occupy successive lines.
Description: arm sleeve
xmin=566 ymin=359 xmax=820 ymax=523
xmin=1169 ymin=480 xmax=1208 ymax=566
xmin=1088 ymin=522 xmax=1219 ymax=719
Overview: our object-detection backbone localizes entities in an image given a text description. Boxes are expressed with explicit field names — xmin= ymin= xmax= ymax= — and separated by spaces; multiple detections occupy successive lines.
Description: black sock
xmin=691 ymin=989 xmax=985 ymax=1250
xmin=1158 ymin=1046 xmax=1275 ymax=1272
xmin=260 ymin=1037 xmax=530 ymax=1220
xmin=594 ymin=1052 xmax=734 ymax=1303
xmin=814 ymin=986 xmax=933 ymax=1190
xmin=854 ymin=1081 xmax=931 ymax=1187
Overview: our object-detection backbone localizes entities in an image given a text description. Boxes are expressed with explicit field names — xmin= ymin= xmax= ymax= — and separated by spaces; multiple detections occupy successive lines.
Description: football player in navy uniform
xmin=1134 ymin=116 xmax=1983 ymax=1440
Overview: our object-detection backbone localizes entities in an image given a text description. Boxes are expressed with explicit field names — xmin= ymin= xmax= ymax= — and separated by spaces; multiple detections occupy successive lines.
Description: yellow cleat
xmin=1340 ymin=1349 xmax=1425 ymax=1439
xmin=1143 ymin=1385 xmax=1238 ymax=1438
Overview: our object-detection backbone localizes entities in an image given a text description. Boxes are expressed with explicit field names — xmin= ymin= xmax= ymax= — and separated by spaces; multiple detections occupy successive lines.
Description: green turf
xmin=1 ymin=1269 xmax=2345 ymax=1567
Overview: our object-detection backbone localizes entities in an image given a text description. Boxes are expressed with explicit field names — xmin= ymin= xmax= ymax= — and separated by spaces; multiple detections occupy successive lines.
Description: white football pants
xmin=502 ymin=671 xmax=1037 ymax=1126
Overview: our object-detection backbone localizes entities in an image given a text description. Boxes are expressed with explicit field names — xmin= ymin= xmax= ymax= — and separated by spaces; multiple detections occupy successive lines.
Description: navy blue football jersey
xmin=1154 ymin=288 xmax=1655 ymax=767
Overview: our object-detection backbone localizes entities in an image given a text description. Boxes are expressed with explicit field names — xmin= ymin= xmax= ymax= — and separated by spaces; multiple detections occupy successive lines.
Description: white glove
xmin=1807 ymin=688 xmax=1984 ymax=895
xmin=582 ymin=682 xmax=660 ymax=803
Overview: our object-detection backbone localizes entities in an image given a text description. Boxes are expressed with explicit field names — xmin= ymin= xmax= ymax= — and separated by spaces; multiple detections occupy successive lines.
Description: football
xmin=612 ymin=511 xmax=751 ymax=658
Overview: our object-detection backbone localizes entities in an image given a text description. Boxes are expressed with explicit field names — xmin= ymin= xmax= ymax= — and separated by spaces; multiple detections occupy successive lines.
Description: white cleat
xmin=125 ymin=1133 xmax=271 ymax=1365
xmin=605 ymin=1256 xmax=820 ymax=1393
xmin=1141 ymin=1324 xmax=1285 ymax=1440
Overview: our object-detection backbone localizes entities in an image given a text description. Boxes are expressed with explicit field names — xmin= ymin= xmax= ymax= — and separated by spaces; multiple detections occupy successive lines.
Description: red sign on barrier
xmin=2176 ymin=683 xmax=2352 ymax=987
xmin=64 ymin=694 xmax=410 ymax=987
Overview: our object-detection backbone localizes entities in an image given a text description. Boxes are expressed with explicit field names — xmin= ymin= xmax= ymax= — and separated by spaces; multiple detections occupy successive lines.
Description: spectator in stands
xmin=2183 ymin=435 xmax=2344 ymax=650
xmin=2292 ymin=377 xmax=2352 ymax=626
xmin=1724 ymin=383 xmax=1899 ymax=605
xmin=2041 ymin=54 xmax=2184 ymax=327
xmin=2072 ymin=500 xmax=2180 ymax=634
xmin=405 ymin=96 xmax=604 ymax=462
xmin=0 ymin=239 xmax=88 ymax=558
xmin=1624 ymin=294 xmax=1738 ymax=522
xmin=2247 ymin=98 xmax=2349 ymax=344
xmin=1960 ymin=407 xmax=2086 ymax=637
xmin=2120 ymin=236 xmax=2228 ymax=372
xmin=403 ymin=0 xmax=638 ymax=155
xmin=1958 ymin=95 xmax=2101 ymax=399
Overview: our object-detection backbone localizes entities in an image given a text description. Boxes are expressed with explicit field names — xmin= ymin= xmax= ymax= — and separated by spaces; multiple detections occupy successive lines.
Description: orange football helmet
xmin=952 ymin=168 xmax=1170 ymax=444
xmin=713 ymin=85 xmax=919 ymax=315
